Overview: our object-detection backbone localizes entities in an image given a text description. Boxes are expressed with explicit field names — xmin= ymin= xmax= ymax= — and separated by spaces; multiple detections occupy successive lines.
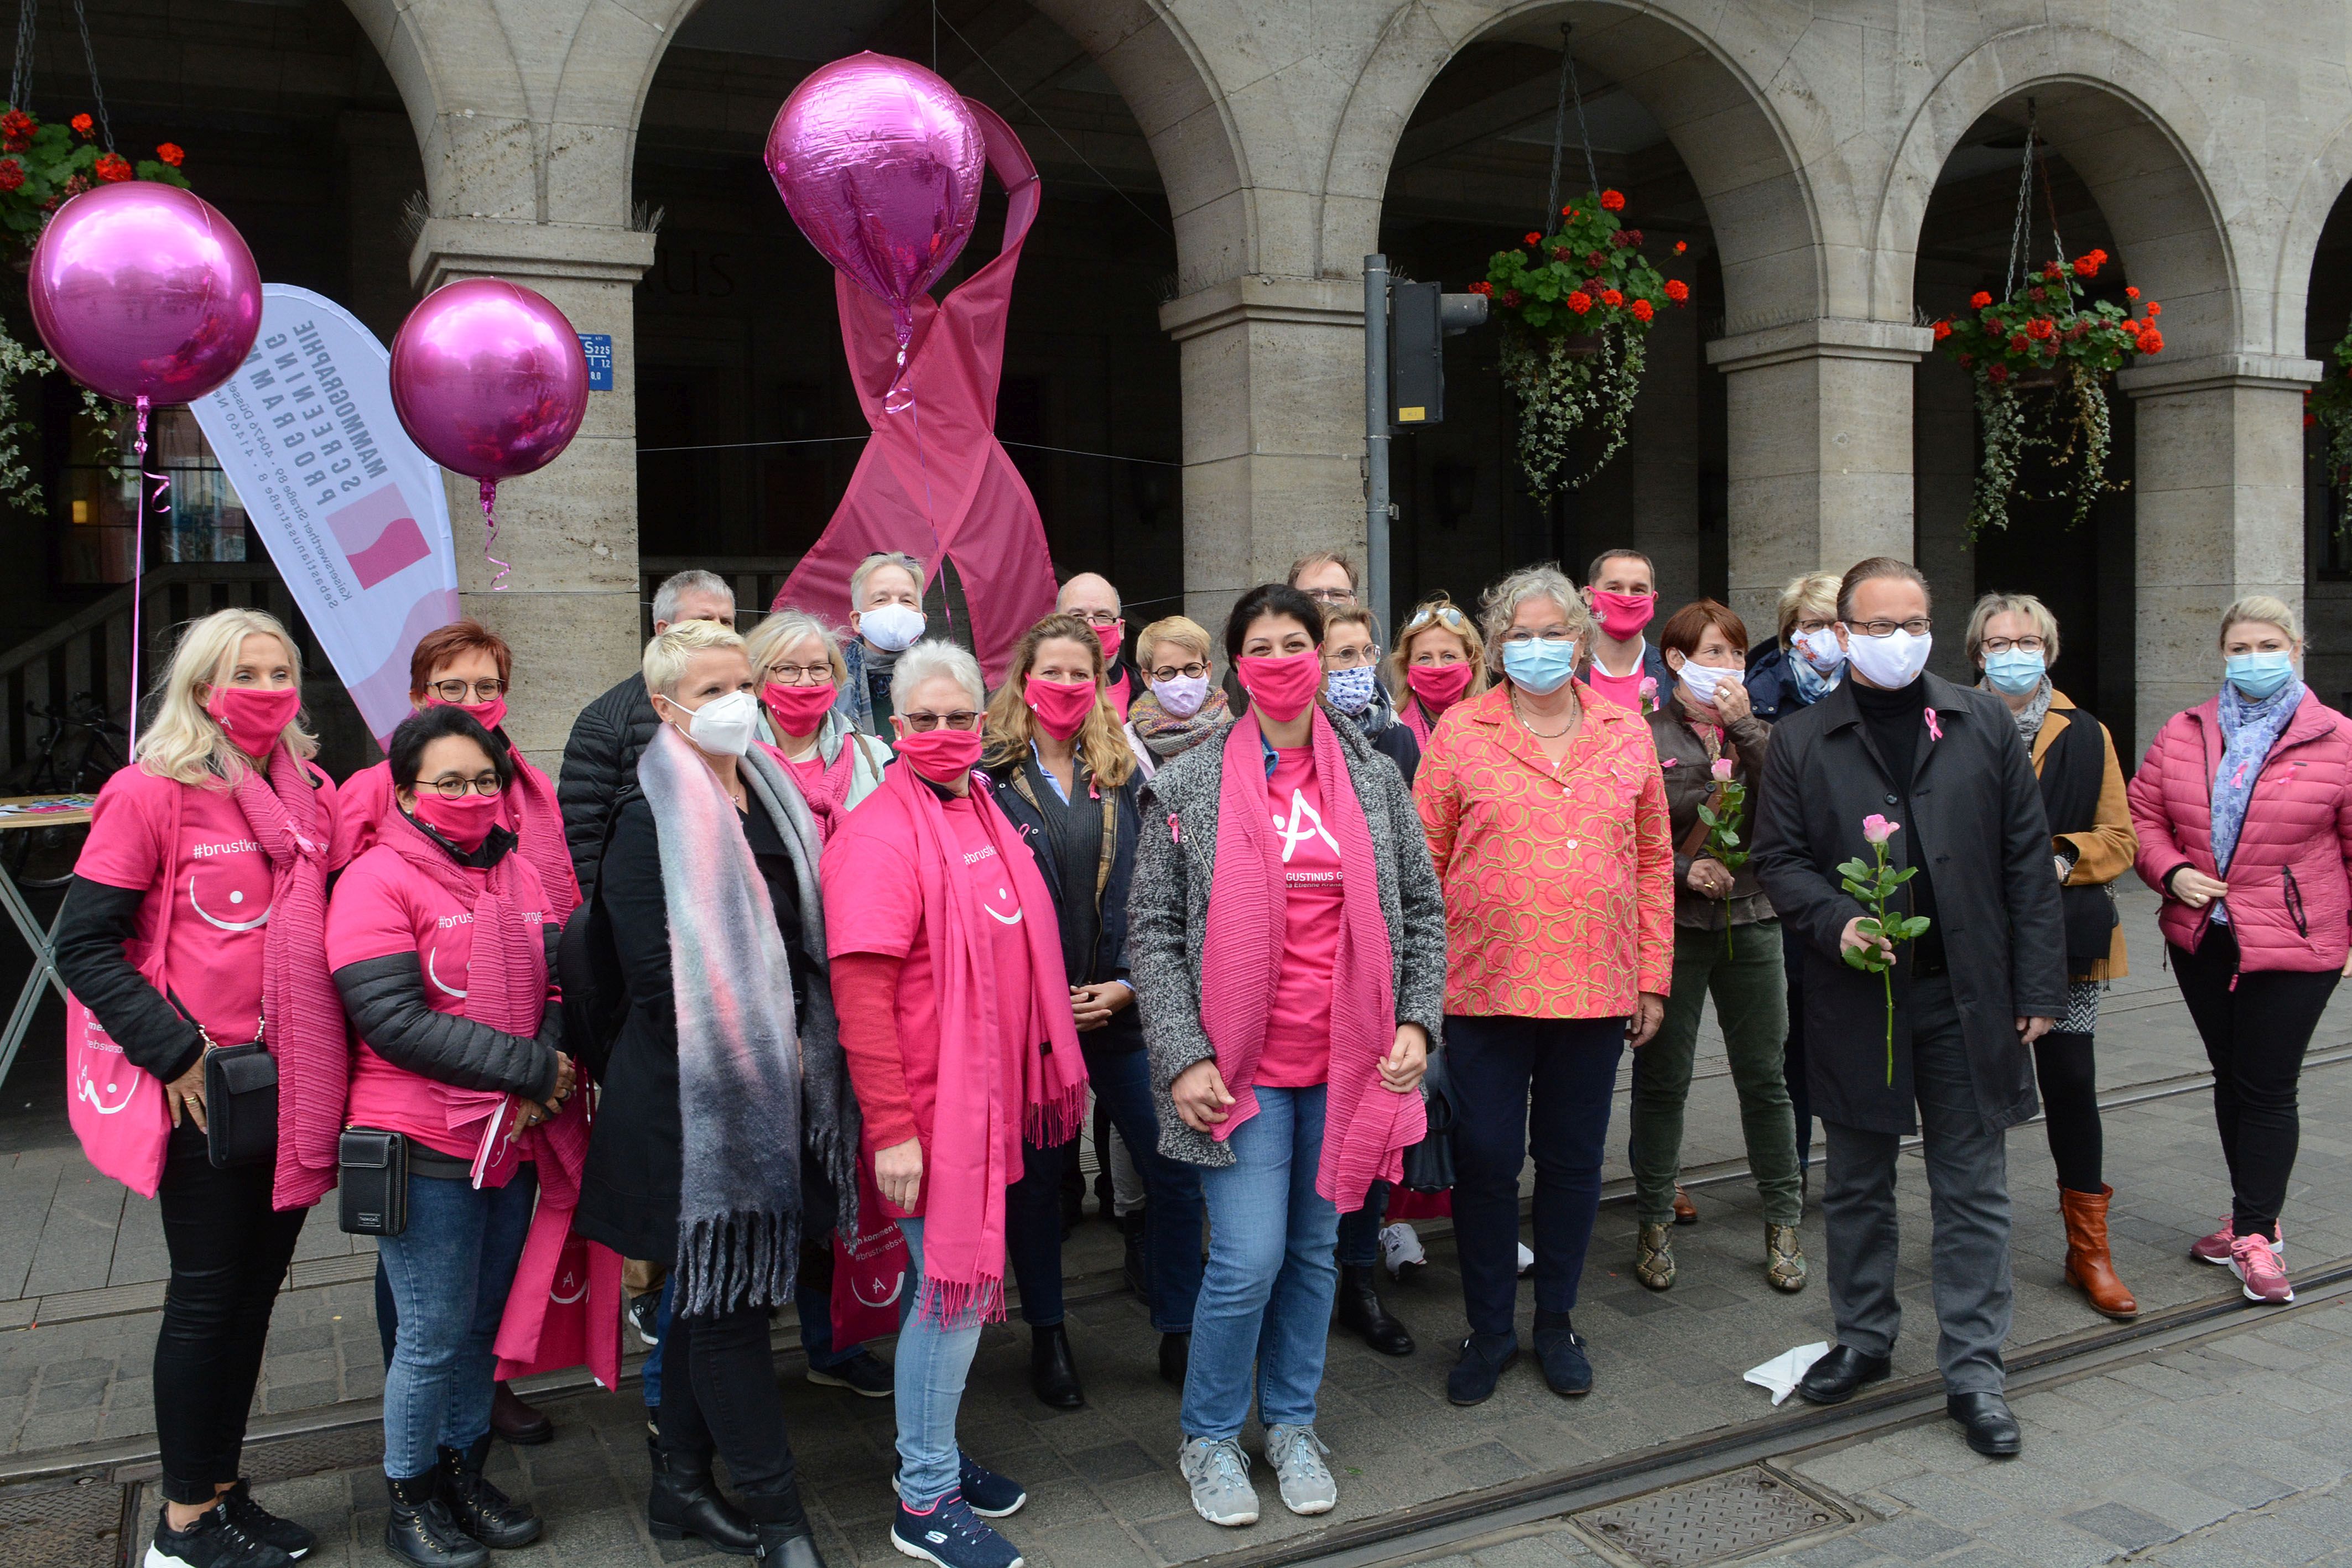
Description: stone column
xmin=1158 ymin=278 xmax=1365 ymax=631
xmin=1706 ymin=320 xmax=1934 ymax=642
xmin=410 ymin=218 xmax=657 ymax=775
xmin=2116 ymin=353 xmax=2320 ymax=748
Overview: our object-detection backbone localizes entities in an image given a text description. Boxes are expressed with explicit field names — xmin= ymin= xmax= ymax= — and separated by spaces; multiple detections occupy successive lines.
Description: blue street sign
xmin=579 ymin=333 xmax=613 ymax=392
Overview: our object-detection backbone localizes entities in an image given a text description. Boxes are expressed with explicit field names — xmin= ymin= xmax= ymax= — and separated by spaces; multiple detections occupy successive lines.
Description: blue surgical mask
xmin=1502 ymin=637 xmax=1579 ymax=696
xmin=2226 ymin=652 xmax=2296 ymax=702
xmin=1982 ymin=648 xmax=2047 ymax=697
xmin=1324 ymin=664 xmax=1380 ymax=715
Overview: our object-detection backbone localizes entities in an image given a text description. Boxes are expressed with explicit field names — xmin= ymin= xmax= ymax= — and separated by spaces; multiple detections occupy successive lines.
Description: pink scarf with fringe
xmin=878 ymin=762 xmax=1088 ymax=1323
xmin=230 ymin=747 xmax=345 ymax=1212
xmin=1199 ymin=709 xmax=1424 ymax=1211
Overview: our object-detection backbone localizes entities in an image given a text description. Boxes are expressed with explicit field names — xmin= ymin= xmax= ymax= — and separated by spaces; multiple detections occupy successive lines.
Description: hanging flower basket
xmin=1932 ymin=249 xmax=2162 ymax=536
xmin=2306 ymin=328 xmax=2352 ymax=528
xmin=1476 ymin=190 xmax=1687 ymax=496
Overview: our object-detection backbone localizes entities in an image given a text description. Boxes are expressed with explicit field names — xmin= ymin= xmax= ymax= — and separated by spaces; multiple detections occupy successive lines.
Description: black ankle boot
xmin=1336 ymin=1263 xmax=1415 ymax=1355
xmin=386 ymin=1472 xmax=487 ymax=1567
xmin=1029 ymin=1323 xmax=1085 ymax=1408
xmin=753 ymin=1519 xmax=828 ymax=1566
xmin=436 ymin=1437 xmax=540 ymax=1549
xmin=649 ymin=1442 xmax=761 ymax=1555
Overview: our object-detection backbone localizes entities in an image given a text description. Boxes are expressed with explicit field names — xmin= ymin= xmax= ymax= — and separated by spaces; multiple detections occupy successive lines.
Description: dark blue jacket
xmin=987 ymin=755 xmax=1145 ymax=1055
xmin=1745 ymin=642 xmax=1821 ymax=725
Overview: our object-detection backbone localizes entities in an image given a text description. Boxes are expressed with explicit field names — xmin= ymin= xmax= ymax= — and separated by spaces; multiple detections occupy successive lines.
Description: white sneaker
xmin=1517 ymin=1242 xmax=1535 ymax=1276
xmin=1379 ymin=1222 xmax=1425 ymax=1282
xmin=1265 ymin=1424 xmax=1337 ymax=1516
xmin=1178 ymin=1436 xmax=1258 ymax=1528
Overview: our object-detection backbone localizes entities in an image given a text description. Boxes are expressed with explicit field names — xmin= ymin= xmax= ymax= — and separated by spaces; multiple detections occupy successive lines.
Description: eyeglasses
xmin=1498 ymin=628 xmax=1575 ymax=644
xmin=1303 ymin=587 xmax=1357 ymax=606
xmin=1791 ymin=618 xmax=1833 ymax=636
xmin=428 ymin=679 xmax=506 ymax=704
xmin=1326 ymin=645 xmax=1381 ymax=668
xmin=1979 ymin=636 xmax=2047 ymax=655
xmin=765 ymin=661 xmax=834 ymax=686
xmin=1403 ymin=603 xmax=1470 ymax=633
xmin=902 ymin=711 xmax=982 ymax=732
xmin=1067 ymin=609 xmax=1121 ymax=628
xmin=1148 ymin=662 xmax=1209 ymax=683
xmin=1850 ymin=619 xmax=1934 ymax=639
xmin=417 ymin=774 xmax=503 ymax=798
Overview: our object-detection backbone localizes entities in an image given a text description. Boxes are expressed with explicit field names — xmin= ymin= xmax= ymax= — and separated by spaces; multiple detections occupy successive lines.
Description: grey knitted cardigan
xmin=1127 ymin=713 xmax=1448 ymax=1170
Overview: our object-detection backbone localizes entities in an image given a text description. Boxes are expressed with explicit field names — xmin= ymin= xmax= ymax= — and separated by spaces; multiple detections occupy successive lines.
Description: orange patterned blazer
xmin=1414 ymin=683 xmax=1674 ymax=1018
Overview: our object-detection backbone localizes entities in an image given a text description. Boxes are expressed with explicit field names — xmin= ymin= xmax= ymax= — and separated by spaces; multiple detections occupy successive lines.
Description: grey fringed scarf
xmin=638 ymin=725 xmax=846 ymax=1317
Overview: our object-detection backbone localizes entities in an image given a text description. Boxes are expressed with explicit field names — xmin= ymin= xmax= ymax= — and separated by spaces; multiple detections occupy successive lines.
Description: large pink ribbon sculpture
xmin=771 ymin=94 xmax=1055 ymax=681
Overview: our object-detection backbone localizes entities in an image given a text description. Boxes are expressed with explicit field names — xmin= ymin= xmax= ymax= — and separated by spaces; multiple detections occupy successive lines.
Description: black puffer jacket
xmin=54 ymin=879 xmax=205 ymax=1081
xmin=559 ymin=672 xmax=660 ymax=904
xmin=330 ymin=829 xmax=565 ymax=1104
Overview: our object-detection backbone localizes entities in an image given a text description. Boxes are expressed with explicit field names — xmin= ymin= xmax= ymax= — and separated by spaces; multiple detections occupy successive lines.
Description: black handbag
xmin=338 ymin=1129 xmax=409 ymax=1236
xmin=1400 ymin=1046 xmax=1456 ymax=1194
xmin=201 ymin=1038 xmax=280 ymax=1170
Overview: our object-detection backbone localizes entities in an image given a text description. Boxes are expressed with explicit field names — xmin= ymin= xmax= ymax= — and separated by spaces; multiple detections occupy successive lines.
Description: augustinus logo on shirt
xmin=1271 ymin=789 xmax=1339 ymax=867
xmin=964 ymin=841 xmax=1023 ymax=925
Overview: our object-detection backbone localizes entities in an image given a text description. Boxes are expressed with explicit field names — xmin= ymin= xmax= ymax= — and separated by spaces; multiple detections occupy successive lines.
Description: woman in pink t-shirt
xmin=743 ymin=610 xmax=891 ymax=837
xmin=326 ymin=705 xmax=571 ymax=1561
xmin=54 ymin=608 xmax=340 ymax=1564
xmin=1126 ymin=584 xmax=1446 ymax=1531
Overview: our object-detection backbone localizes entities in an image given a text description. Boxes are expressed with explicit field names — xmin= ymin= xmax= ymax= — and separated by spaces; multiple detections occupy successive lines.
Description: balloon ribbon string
xmin=129 ymin=394 xmax=150 ymax=754
xmin=904 ymin=380 xmax=946 ymax=633
xmin=479 ymin=478 xmax=509 ymax=590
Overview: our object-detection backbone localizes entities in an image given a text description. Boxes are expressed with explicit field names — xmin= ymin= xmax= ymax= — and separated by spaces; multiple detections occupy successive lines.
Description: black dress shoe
xmin=489 ymin=1382 xmax=554 ymax=1445
xmin=1797 ymin=1345 xmax=1891 ymax=1406
xmin=1335 ymin=1263 xmax=1416 ymax=1355
xmin=1029 ymin=1323 xmax=1085 ymax=1408
xmin=1158 ymin=1330 xmax=1189 ymax=1387
xmin=1947 ymin=1391 xmax=2022 ymax=1457
xmin=649 ymin=1443 xmax=761 ymax=1555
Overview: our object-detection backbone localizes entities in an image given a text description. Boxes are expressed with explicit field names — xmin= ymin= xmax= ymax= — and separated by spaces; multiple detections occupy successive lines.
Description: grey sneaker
xmin=1265 ymin=1424 xmax=1337 ymax=1516
xmin=1178 ymin=1436 xmax=1258 ymax=1528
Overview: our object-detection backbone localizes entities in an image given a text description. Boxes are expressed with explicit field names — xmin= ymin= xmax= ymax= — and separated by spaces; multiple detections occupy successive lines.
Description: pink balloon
xmin=28 ymin=182 xmax=262 ymax=406
xmin=766 ymin=52 xmax=986 ymax=337
xmin=387 ymin=279 xmax=589 ymax=482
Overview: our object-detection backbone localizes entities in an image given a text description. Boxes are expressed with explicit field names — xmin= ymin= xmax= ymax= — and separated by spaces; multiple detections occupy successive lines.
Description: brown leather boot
xmin=2060 ymin=1184 xmax=2138 ymax=1320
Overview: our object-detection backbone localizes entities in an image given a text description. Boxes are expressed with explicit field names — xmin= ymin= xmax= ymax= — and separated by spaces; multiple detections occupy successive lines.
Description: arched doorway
xmin=629 ymin=0 xmax=1183 ymax=631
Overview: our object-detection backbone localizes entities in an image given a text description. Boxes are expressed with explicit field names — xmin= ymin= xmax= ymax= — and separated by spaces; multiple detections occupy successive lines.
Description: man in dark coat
xmin=557 ymin=569 xmax=735 ymax=902
xmin=1751 ymin=556 xmax=2066 ymax=1460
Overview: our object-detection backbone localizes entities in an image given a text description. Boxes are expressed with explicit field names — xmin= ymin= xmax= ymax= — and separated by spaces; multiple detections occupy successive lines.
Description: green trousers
xmin=1629 ymin=919 xmax=1801 ymax=1227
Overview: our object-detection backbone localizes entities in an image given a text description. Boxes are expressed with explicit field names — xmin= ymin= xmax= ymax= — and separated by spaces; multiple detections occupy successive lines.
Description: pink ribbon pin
xmin=1923 ymin=709 xmax=1943 ymax=743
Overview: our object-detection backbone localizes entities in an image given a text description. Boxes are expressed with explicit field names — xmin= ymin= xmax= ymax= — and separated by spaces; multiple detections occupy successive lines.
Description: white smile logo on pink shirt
xmin=187 ymin=873 xmax=270 ymax=931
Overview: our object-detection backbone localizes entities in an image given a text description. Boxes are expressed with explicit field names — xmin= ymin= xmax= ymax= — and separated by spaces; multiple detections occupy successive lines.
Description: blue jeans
xmin=892 ymin=1217 xmax=984 ymax=1509
xmin=1180 ymin=1084 xmax=1339 ymax=1440
xmin=1449 ymin=1014 xmax=1623 ymax=1336
xmin=376 ymin=1168 xmax=539 ymax=1478
xmin=640 ymin=1257 xmax=857 ymax=1410
xmin=1007 ymin=1044 xmax=1206 ymax=1332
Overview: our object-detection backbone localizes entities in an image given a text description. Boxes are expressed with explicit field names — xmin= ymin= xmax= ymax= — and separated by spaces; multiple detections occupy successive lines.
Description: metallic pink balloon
xmin=387 ymin=279 xmax=589 ymax=481
xmin=766 ymin=52 xmax=986 ymax=337
xmin=28 ymin=182 xmax=262 ymax=405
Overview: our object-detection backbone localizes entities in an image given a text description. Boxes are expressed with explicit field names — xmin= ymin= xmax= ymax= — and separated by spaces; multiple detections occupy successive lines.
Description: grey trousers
xmin=1820 ymin=976 xmax=2013 ymax=1395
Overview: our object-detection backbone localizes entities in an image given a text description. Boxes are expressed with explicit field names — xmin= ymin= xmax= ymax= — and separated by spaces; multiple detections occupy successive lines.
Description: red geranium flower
xmin=1987 ymin=363 xmax=2010 ymax=384
xmin=1524 ymin=232 xmax=1542 ymax=245
xmin=0 ymin=109 xmax=30 ymax=153
xmin=69 ymin=113 xmax=91 ymax=138
xmin=93 ymin=153 xmax=131 ymax=183
xmin=157 ymin=143 xmax=184 ymax=167
xmin=0 ymin=159 xmax=22 ymax=193
xmin=1500 ymin=289 xmax=1522 ymax=308
xmin=1630 ymin=298 xmax=1654 ymax=322
xmin=1600 ymin=189 xmax=1625 ymax=211
xmin=1673 ymin=240 xmax=1687 ymax=254
xmin=2145 ymin=301 xmax=2161 ymax=317
xmin=61 ymin=173 xmax=87 ymax=195
xmin=2008 ymin=334 xmax=2031 ymax=352
xmin=1932 ymin=319 xmax=1952 ymax=341
xmin=2025 ymin=317 xmax=2055 ymax=340
xmin=1468 ymin=280 xmax=1492 ymax=296
xmin=1663 ymin=278 xmax=1690 ymax=304
xmin=1567 ymin=290 xmax=1593 ymax=315
xmin=2140 ymin=327 xmax=2164 ymax=354
xmin=2042 ymin=261 xmax=2064 ymax=281
xmin=2073 ymin=254 xmax=2100 ymax=278
xmin=2125 ymin=286 xmax=2140 ymax=299
xmin=1970 ymin=290 xmax=1992 ymax=309
xmin=1600 ymin=288 xmax=1623 ymax=308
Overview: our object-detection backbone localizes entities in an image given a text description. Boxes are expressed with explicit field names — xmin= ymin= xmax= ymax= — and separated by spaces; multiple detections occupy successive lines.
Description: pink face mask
xmin=761 ymin=680 xmax=838 ymax=736
xmin=206 ymin=686 xmax=301 ymax=759
xmin=434 ymin=695 xmax=508 ymax=734
xmin=410 ymin=790 xmax=501 ymax=852
xmin=1237 ymin=649 xmax=1324 ymax=723
xmin=1406 ymin=662 xmax=1474 ymax=713
xmin=1024 ymin=675 xmax=1099 ymax=742
xmin=1590 ymin=590 xmax=1657 ymax=642
xmin=1092 ymin=621 xmax=1125 ymax=663
xmin=894 ymin=726 xmax=984 ymax=785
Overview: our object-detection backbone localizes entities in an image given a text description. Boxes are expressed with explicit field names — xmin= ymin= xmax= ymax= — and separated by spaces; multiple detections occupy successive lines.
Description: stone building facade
xmin=7 ymin=1 xmax=2351 ymax=775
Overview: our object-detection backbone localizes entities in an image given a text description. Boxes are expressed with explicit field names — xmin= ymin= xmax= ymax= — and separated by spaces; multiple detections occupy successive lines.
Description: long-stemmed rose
xmin=1838 ymin=815 xmax=1932 ymax=1084
xmin=1695 ymin=755 xmax=1747 ymax=956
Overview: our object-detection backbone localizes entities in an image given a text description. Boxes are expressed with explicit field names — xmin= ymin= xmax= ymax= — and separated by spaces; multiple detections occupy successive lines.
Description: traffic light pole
xmin=1364 ymin=253 xmax=1392 ymax=635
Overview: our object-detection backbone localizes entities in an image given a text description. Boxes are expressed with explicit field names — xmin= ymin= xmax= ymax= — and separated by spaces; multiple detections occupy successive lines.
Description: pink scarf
xmin=1199 ymin=710 xmax=1424 ymax=1211
xmin=871 ymin=762 xmax=1087 ymax=1322
xmin=505 ymin=754 xmax=581 ymax=916
xmin=229 ymin=747 xmax=345 ymax=1212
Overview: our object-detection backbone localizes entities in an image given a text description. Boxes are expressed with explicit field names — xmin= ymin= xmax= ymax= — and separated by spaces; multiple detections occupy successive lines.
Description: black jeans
xmin=1448 ymin=1013 xmax=1624 ymax=1337
xmin=1781 ymin=923 xmax=1814 ymax=1170
xmin=2171 ymin=925 xmax=2340 ymax=1236
xmin=2033 ymin=1030 xmax=2103 ymax=1194
xmin=656 ymin=1305 xmax=806 ymax=1527
xmin=155 ymin=1123 xmax=309 ymax=1504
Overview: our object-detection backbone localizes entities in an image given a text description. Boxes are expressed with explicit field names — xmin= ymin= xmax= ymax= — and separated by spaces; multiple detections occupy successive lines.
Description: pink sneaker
xmin=2230 ymin=1232 xmax=2294 ymax=1303
xmin=2192 ymin=1217 xmax=2282 ymax=1265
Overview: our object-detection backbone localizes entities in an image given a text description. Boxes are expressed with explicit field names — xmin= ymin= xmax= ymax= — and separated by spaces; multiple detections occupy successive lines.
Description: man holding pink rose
xmin=1750 ymin=558 xmax=2066 ymax=1461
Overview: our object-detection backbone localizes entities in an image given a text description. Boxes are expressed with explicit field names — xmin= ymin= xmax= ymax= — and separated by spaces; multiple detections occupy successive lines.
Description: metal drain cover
xmin=1571 ymin=1466 xmax=1849 ymax=1568
xmin=0 ymin=1475 xmax=125 ymax=1568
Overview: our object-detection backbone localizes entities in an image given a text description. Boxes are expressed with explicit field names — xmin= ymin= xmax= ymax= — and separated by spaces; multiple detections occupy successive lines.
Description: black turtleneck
xmin=1849 ymin=676 xmax=1945 ymax=973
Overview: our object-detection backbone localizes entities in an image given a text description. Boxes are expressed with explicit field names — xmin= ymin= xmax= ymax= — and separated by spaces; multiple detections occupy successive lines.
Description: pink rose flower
xmin=1710 ymin=758 xmax=1734 ymax=782
xmin=1862 ymin=814 xmax=1897 ymax=845
xmin=1639 ymin=676 xmax=1658 ymax=697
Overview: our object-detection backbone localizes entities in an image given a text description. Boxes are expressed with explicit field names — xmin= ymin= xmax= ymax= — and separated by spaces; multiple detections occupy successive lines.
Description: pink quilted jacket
xmin=2127 ymin=691 xmax=2352 ymax=972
